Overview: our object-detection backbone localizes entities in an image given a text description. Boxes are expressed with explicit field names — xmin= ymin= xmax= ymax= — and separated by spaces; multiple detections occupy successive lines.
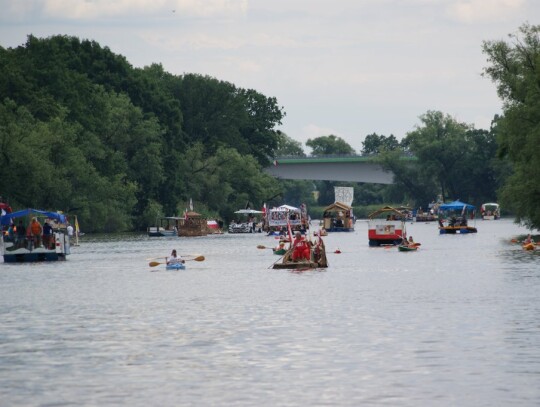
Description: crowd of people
xmin=3 ymin=217 xmax=74 ymax=250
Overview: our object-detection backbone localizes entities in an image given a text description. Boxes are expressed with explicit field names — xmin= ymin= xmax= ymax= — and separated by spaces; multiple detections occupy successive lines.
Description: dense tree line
xmin=482 ymin=23 xmax=540 ymax=229
xmin=1 ymin=26 xmax=536 ymax=231
xmin=0 ymin=35 xmax=284 ymax=232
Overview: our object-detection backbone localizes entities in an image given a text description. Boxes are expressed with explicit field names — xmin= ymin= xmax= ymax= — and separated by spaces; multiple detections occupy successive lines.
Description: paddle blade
xmin=257 ymin=245 xmax=266 ymax=249
xmin=149 ymin=261 xmax=163 ymax=267
xmin=192 ymin=255 xmax=205 ymax=261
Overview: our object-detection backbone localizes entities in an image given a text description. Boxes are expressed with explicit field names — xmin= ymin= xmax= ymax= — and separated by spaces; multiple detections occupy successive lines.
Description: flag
xmin=74 ymin=216 xmax=80 ymax=235
xmin=287 ymin=215 xmax=293 ymax=243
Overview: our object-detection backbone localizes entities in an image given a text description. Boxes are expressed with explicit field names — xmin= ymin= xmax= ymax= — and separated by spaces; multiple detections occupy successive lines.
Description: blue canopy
xmin=439 ymin=200 xmax=475 ymax=211
xmin=0 ymin=208 xmax=67 ymax=226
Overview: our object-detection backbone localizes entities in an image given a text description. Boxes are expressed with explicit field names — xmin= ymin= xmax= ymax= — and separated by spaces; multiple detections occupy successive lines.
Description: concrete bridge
xmin=264 ymin=155 xmax=413 ymax=184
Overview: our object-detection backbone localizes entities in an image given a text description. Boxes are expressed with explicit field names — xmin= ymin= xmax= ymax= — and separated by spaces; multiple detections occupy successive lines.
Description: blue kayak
xmin=166 ymin=262 xmax=186 ymax=270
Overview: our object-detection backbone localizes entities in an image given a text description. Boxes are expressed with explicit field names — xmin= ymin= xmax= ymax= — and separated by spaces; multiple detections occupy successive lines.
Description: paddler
xmin=292 ymin=231 xmax=310 ymax=262
xmin=166 ymin=249 xmax=185 ymax=265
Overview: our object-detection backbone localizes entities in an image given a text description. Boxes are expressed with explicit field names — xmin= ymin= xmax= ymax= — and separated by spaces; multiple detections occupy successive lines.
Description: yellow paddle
xmin=148 ymin=255 xmax=205 ymax=267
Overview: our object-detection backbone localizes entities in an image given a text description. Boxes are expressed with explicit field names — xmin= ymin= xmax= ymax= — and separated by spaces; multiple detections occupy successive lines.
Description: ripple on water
xmin=0 ymin=220 xmax=539 ymax=406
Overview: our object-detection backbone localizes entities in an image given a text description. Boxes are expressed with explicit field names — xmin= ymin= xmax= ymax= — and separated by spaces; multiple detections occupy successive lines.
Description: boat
xmin=165 ymin=262 xmax=186 ymax=270
xmin=147 ymin=216 xmax=181 ymax=237
xmin=229 ymin=209 xmax=263 ymax=233
xmin=177 ymin=211 xmax=208 ymax=237
xmin=367 ymin=206 xmax=407 ymax=246
xmin=272 ymin=236 xmax=328 ymax=270
xmin=207 ymin=219 xmax=223 ymax=234
xmin=1 ymin=208 xmax=71 ymax=262
xmin=398 ymin=244 xmax=418 ymax=252
xmin=322 ymin=202 xmax=355 ymax=232
xmin=265 ymin=204 xmax=309 ymax=234
xmin=481 ymin=203 xmax=500 ymax=220
xmin=438 ymin=200 xmax=477 ymax=234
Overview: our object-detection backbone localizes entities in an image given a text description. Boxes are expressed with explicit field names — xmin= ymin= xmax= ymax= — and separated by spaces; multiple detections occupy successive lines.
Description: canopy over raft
xmin=1 ymin=208 xmax=67 ymax=225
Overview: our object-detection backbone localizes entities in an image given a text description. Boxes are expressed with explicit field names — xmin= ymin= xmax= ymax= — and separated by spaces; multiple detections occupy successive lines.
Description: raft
xmin=272 ymin=238 xmax=328 ymax=270
xmin=439 ymin=226 xmax=477 ymax=234
xmin=166 ymin=262 xmax=186 ymax=270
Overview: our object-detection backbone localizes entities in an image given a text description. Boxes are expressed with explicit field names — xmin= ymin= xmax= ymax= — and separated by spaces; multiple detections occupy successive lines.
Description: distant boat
xmin=322 ymin=201 xmax=355 ymax=232
xmin=147 ymin=216 xmax=180 ymax=237
xmin=438 ymin=200 xmax=477 ymax=234
xmin=177 ymin=211 xmax=208 ymax=237
xmin=1 ymin=208 xmax=71 ymax=262
xmin=481 ymin=203 xmax=500 ymax=220
xmin=367 ymin=206 xmax=407 ymax=246
xmin=229 ymin=209 xmax=263 ymax=233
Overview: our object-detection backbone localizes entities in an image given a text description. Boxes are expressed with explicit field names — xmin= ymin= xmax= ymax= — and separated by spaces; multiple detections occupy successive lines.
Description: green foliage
xmin=275 ymin=131 xmax=306 ymax=157
xmin=361 ymin=133 xmax=402 ymax=154
xmin=0 ymin=35 xmax=286 ymax=232
xmin=482 ymin=24 xmax=540 ymax=229
xmin=306 ymin=135 xmax=356 ymax=156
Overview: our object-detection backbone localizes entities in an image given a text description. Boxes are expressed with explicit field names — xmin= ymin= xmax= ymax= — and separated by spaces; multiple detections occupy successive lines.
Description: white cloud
xmin=447 ymin=0 xmax=525 ymax=23
xmin=41 ymin=0 xmax=247 ymax=19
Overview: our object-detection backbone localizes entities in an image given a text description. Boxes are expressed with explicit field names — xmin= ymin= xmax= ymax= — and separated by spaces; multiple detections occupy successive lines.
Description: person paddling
xmin=166 ymin=249 xmax=185 ymax=265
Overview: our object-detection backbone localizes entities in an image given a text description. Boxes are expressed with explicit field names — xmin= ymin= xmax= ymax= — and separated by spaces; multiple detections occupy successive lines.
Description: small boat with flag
xmin=1 ymin=208 xmax=71 ymax=262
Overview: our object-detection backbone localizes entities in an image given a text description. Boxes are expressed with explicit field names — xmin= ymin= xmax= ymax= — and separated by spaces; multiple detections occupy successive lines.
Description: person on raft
xmin=292 ymin=231 xmax=311 ymax=262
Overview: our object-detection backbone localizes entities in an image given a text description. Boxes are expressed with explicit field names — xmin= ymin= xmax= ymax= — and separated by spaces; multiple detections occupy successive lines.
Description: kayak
xmin=166 ymin=262 xmax=186 ymax=270
xmin=398 ymin=244 xmax=418 ymax=252
xmin=522 ymin=243 xmax=535 ymax=251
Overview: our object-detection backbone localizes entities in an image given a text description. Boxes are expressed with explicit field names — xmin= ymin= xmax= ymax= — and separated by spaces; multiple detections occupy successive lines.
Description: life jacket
xmin=31 ymin=221 xmax=42 ymax=235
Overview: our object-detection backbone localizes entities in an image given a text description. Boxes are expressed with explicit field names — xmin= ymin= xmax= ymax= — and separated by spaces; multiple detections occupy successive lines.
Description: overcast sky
xmin=1 ymin=0 xmax=537 ymax=153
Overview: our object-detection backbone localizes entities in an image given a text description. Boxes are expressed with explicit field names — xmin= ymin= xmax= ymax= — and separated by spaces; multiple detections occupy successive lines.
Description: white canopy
xmin=271 ymin=205 xmax=299 ymax=212
xmin=234 ymin=209 xmax=263 ymax=214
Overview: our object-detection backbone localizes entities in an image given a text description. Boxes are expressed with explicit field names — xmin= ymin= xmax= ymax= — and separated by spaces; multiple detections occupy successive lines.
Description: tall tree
xmin=306 ymin=135 xmax=356 ymax=156
xmin=404 ymin=111 xmax=473 ymax=202
xmin=274 ymin=131 xmax=306 ymax=157
xmin=482 ymin=23 xmax=540 ymax=229
xmin=361 ymin=133 xmax=401 ymax=155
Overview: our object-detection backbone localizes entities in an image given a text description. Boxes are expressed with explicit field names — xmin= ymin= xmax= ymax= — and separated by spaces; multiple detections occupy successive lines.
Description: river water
xmin=0 ymin=218 xmax=539 ymax=406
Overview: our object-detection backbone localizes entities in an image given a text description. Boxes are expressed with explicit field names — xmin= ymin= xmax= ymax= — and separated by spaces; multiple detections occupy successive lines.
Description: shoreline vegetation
xmin=1 ymin=24 xmax=539 ymax=233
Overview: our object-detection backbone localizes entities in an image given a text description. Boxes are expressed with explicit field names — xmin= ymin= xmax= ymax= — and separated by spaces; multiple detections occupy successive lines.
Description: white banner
xmin=334 ymin=187 xmax=354 ymax=206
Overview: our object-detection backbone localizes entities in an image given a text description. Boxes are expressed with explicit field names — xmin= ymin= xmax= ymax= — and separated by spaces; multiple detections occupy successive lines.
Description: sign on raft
xmin=376 ymin=225 xmax=395 ymax=235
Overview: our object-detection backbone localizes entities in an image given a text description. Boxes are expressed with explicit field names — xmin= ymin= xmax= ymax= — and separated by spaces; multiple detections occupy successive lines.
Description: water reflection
xmin=0 ymin=219 xmax=539 ymax=406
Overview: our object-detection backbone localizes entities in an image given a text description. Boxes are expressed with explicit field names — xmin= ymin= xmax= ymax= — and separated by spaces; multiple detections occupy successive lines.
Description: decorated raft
xmin=272 ymin=237 xmax=328 ymax=270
